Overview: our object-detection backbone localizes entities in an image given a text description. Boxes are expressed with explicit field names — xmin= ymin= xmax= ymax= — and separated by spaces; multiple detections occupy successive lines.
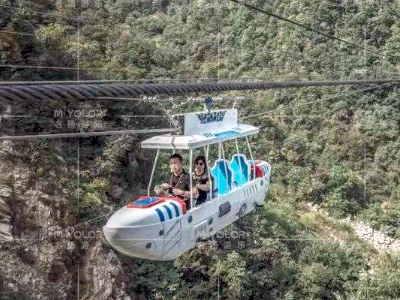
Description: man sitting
xmin=154 ymin=153 xmax=196 ymax=210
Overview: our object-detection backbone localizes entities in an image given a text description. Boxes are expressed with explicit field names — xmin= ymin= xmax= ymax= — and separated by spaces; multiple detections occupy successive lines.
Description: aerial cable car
xmin=103 ymin=101 xmax=272 ymax=260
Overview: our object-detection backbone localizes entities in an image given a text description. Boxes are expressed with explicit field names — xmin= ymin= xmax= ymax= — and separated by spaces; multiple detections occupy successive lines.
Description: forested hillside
xmin=0 ymin=0 xmax=400 ymax=299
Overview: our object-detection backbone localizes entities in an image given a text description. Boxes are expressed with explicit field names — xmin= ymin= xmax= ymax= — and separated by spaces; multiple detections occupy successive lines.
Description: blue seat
xmin=230 ymin=154 xmax=250 ymax=186
xmin=211 ymin=159 xmax=233 ymax=195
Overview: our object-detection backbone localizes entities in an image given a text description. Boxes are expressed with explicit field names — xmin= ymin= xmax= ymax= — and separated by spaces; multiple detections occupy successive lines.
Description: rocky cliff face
xmin=0 ymin=141 xmax=132 ymax=300
xmin=306 ymin=202 xmax=400 ymax=254
xmin=0 ymin=186 xmax=12 ymax=243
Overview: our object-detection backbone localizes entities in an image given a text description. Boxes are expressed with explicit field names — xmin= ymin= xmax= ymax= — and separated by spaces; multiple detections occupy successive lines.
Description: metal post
xmin=204 ymin=146 xmax=213 ymax=200
xmin=235 ymin=139 xmax=240 ymax=154
xmin=189 ymin=149 xmax=194 ymax=209
xmin=246 ymin=136 xmax=256 ymax=179
xmin=147 ymin=149 xmax=160 ymax=196
xmin=221 ymin=143 xmax=230 ymax=189
xmin=235 ymin=138 xmax=244 ymax=182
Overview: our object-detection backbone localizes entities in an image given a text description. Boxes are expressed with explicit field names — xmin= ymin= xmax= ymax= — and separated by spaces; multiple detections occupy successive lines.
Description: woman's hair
xmin=194 ymin=155 xmax=207 ymax=171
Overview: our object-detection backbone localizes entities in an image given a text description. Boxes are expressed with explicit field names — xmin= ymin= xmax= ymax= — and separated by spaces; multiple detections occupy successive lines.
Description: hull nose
xmin=102 ymin=198 xmax=185 ymax=260
xmin=103 ymin=225 xmax=163 ymax=259
xmin=102 ymin=203 xmax=165 ymax=259
xmin=103 ymin=226 xmax=160 ymax=259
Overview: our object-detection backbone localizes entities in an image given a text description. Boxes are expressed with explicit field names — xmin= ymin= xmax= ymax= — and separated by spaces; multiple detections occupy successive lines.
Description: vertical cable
xmin=77 ymin=138 xmax=80 ymax=213
xmin=217 ymin=15 xmax=220 ymax=82
xmin=77 ymin=138 xmax=80 ymax=300
xmin=364 ymin=25 xmax=367 ymax=77
xmin=77 ymin=17 xmax=80 ymax=82
xmin=189 ymin=149 xmax=194 ymax=209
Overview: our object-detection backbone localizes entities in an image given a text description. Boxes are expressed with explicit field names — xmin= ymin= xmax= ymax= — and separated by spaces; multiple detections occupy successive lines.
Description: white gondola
xmin=103 ymin=108 xmax=271 ymax=260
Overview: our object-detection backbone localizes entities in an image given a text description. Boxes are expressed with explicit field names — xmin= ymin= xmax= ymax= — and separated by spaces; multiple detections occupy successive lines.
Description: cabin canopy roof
xmin=141 ymin=124 xmax=259 ymax=150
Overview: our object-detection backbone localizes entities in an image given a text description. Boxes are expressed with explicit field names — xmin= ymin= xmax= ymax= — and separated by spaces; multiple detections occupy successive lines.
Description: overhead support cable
xmin=229 ymin=0 xmax=397 ymax=60
xmin=3 ymin=74 xmax=400 ymax=86
xmin=239 ymin=83 xmax=394 ymax=120
xmin=0 ymin=79 xmax=398 ymax=102
xmin=380 ymin=0 xmax=400 ymax=19
xmin=0 ymin=64 xmax=103 ymax=71
xmin=0 ymin=30 xmax=36 ymax=36
xmin=0 ymin=4 xmax=93 ymax=24
xmin=0 ymin=128 xmax=176 ymax=141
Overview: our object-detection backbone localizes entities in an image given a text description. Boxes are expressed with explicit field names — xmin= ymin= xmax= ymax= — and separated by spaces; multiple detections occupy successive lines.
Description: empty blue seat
xmin=230 ymin=154 xmax=250 ymax=186
xmin=211 ymin=159 xmax=233 ymax=195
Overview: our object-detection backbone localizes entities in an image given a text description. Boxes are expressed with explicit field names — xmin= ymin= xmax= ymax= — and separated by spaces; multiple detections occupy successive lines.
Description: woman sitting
xmin=192 ymin=155 xmax=213 ymax=206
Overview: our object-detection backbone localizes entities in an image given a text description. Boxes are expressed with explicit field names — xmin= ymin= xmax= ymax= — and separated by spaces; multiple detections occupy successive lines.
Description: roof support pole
xmin=204 ymin=146 xmax=213 ymax=201
xmin=147 ymin=149 xmax=160 ymax=196
xmin=235 ymin=139 xmax=240 ymax=154
xmin=235 ymin=138 xmax=244 ymax=182
xmin=246 ymin=136 xmax=256 ymax=179
xmin=221 ymin=143 xmax=230 ymax=189
xmin=189 ymin=149 xmax=194 ymax=209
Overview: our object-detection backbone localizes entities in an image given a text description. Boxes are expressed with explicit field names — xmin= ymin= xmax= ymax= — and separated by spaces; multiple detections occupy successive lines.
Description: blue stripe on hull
xmin=162 ymin=204 xmax=173 ymax=219
xmin=155 ymin=208 xmax=165 ymax=222
xmin=169 ymin=202 xmax=180 ymax=217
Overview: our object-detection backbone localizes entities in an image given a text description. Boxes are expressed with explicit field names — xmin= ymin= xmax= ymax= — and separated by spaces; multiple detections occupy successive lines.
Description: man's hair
xmin=169 ymin=153 xmax=183 ymax=162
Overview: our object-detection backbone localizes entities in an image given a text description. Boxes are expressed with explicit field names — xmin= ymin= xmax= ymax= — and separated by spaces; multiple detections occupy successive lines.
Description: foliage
xmin=354 ymin=254 xmax=400 ymax=300
xmin=1 ymin=0 xmax=400 ymax=298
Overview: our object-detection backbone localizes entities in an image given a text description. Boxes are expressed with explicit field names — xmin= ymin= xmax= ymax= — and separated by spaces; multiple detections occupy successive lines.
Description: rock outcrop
xmin=306 ymin=202 xmax=400 ymax=254
xmin=0 ymin=142 xmax=131 ymax=299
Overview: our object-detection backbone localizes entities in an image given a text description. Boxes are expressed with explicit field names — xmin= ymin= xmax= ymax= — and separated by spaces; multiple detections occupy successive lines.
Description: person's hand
xmin=193 ymin=187 xmax=199 ymax=199
xmin=172 ymin=188 xmax=183 ymax=196
xmin=154 ymin=185 xmax=167 ymax=196
xmin=160 ymin=183 xmax=170 ymax=189
xmin=195 ymin=183 xmax=205 ymax=191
